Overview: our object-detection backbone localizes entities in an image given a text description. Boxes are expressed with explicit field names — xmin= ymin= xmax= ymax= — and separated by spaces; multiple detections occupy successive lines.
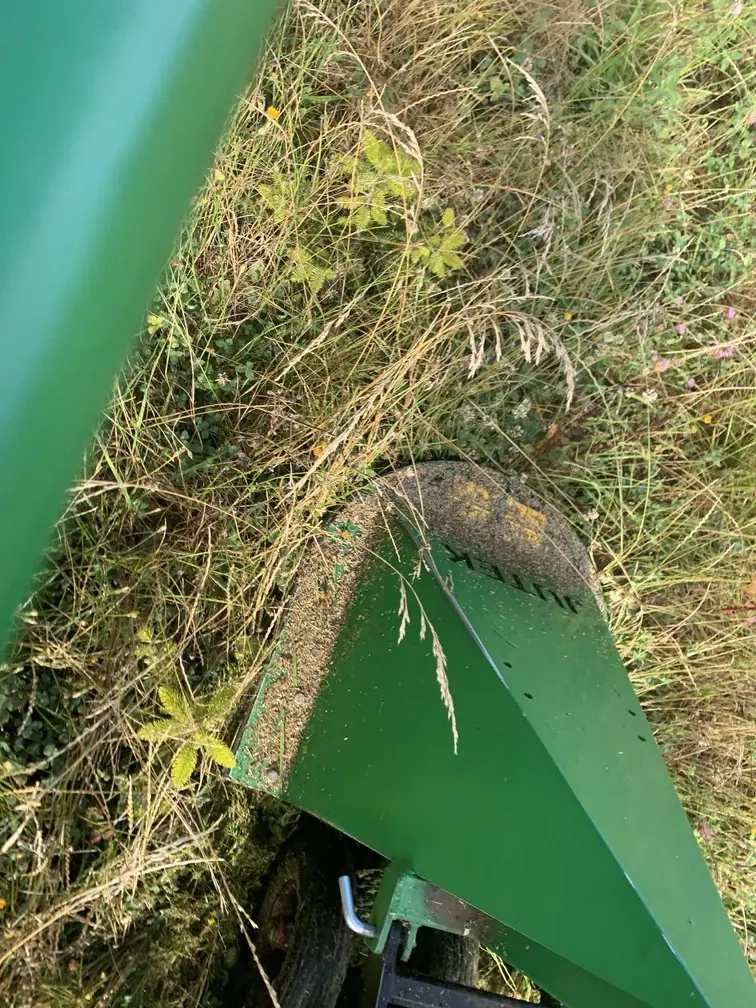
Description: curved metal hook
xmin=338 ymin=875 xmax=377 ymax=939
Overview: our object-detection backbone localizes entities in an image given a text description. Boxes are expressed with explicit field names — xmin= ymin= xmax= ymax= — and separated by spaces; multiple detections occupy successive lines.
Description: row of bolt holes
xmin=521 ymin=692 xmax=647 ymax=743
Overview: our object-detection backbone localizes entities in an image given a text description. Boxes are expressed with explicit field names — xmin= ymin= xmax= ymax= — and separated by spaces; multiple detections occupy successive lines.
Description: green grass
xmin=1 ymin=0 xmax=756 ymax=1003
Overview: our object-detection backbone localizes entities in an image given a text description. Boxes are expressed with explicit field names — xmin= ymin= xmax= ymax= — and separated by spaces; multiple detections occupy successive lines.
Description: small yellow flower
xmin=0 ymin=898 xmax=6 ymax=911
xmin=213 ymin=168 xmax=225 ymax=182
xmin=702 ymin=414 xmax=713 ymax=424
xmin=313 ymin=441 xmax=327 ymax=458
xmin=564 ymin=311 xmax=573 ymax=321
xmin=340 ymin=530 xmax=352 ymax=541
xmin=664 ymin=183 xmax=674 ymax=194
xmin=266 ymin=106 xmax=281 ymax=121
xmin=206 ymin=916 xmax=216 ymax=928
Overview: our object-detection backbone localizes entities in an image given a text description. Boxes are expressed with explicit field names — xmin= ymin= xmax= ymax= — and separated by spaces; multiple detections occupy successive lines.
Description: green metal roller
xmin=231 ymin=461 xmax=756 ymax=1008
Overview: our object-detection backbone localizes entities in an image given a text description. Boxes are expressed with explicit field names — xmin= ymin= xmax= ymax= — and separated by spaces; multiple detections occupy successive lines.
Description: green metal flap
xmin=234 ymin=464 xmax=755 ymax=1008
xmin=0 ymin=1 xmax=276 ymax=644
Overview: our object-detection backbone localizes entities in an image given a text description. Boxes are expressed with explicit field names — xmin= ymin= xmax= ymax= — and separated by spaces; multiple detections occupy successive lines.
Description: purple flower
xmin=697 ymin=821 xmax=713 ymax=841
xmin=685 ymin=377 xmax=698 ymax=389
xmin=654 ymin=357 xmax=672 ymax=374
xmin=673 ymin=295 xmax=684 ymax=307
xmin=725 ymin=306 xmax=736 ymax=320
xmin=714 ymin=346 xmax=734 ymax=359
xmin=676 ymin=323 xmax=687 ymax=335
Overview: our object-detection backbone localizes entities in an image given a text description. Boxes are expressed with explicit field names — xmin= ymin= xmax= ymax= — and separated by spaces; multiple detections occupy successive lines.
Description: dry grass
xmin=1 ymin=0 xmax=755 ymax=1003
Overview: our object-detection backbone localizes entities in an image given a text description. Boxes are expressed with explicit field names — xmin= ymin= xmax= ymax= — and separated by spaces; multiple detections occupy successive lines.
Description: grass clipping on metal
xmin=2 ymin=0 xmax=756 ymax=1003
xmin=240 ymin=494 xmax=391 ymax=784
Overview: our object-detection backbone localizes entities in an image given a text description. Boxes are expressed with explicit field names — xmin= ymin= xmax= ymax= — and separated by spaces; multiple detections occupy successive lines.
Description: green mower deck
xmin=232 ymin=462 xmax=756 ymax=1008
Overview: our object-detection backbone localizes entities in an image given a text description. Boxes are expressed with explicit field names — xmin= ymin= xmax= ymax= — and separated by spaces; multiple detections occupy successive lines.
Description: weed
xmin=410 ymin=207 xmax=467 ymax=278
xmin=138 ymin=684 xmax=237 ymax=788
xmin=337 ymin=129 xmax=418 ymax=229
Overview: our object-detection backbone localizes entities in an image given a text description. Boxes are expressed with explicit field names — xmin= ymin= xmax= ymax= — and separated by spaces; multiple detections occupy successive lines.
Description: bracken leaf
xmin=201 ymin=682 xmax=239 ymax=724
xmin=363 ymin=130 xmax=386 ymax=169
xmin=440 ymin=249 xmax=464 ymax=271
xmin=200 ymin=734 xmax=236 ymax=769
xmin=171 ymin=744 xmax=199 ymax=788
xmin=158 ymin=686 xmax=189 ymax=722
xmin=137 ymin=718 xmax=176 ymax=742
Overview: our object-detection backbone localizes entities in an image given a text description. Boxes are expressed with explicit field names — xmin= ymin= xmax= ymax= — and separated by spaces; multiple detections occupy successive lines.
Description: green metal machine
xmin=0 ymin=5 xmax=754 ymax=1008
xmin=230 ymin=463 xmax=756 ymax=1008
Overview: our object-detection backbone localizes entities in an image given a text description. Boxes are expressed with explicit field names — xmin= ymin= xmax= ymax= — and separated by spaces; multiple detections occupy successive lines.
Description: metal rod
xmin=364 ymin=923 xmax=542 ymax=1008
xmin=391 ymin=970 xmax=534 ymax=1007
xmin=338 ymin=875 xmax=377 ymax=939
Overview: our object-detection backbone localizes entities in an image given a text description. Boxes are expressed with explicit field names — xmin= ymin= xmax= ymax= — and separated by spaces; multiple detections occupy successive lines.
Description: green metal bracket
xmin=368 ymin=863 xmax=486 ymax=961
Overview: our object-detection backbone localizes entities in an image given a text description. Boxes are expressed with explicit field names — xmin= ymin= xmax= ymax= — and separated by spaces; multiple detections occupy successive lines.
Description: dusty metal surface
xmin=388 ymin=461 xmax=600 ymax=603
xmin=230 ymin=493 xmax=389 ymax=790
xmin=423 ymin=883 xmax=488 ymax=937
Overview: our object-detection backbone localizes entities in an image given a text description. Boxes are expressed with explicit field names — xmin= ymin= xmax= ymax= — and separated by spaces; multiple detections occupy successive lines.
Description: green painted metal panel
xmin=0 ymin=1 xmax=277 ymax=645
xmin=233 ymin=465 xmax=755 ymax=1007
